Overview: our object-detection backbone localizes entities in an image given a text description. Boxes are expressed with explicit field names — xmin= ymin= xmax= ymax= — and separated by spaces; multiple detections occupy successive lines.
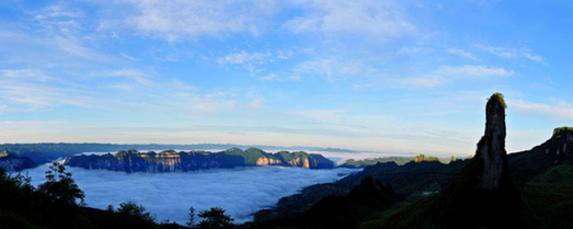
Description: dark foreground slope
xmin=254 ymin=159 xmax=467 ymax=222
xmin=372 ymin=93 xmax=529 ymax=229
xmin=254 ymin=93 xmax=573 ymax=229
xmin=0 ymin=166 xmax=182 ymax=229
xmin=254 ymin=176 xmax=398 ymax=229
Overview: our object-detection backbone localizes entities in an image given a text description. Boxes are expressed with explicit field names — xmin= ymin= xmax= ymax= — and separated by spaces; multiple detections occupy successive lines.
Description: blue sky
xmin=0 ymin=0 xmax=572 ymax=156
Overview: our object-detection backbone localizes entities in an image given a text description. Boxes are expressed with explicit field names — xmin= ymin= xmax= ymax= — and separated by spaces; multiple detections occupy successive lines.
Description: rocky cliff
xmin=0 ymin=150 xmax=37 ymax=171
xmin=64 ymin=147 xmax=334 ymax=172
xmin=476 ymin=92 xmax=509 ymax=190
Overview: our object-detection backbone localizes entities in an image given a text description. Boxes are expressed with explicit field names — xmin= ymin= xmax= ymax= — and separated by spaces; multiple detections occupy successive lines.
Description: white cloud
xmin=218 ymin=51 xmax=272 ymax=65
xmin=52 ymin=36 xmax=108 ymax=60
xmin=399 ymin=65 xmax=512 ymax=88
xmin=523 ymin=53 xmax=544 ymax=63
xmin=24 ymin=164 xmax=350 ymax=224
xmin=117 ymin=0 xmax=277 ymax=40
xmin=440 ymin=65 xmax=512 ymax=77
xmin=292 ymin=58 xmax=377 ymax=80
xmin=0 ymin=69 xmax=52 ymax=81
xmin=259 ymin=73 xmax=279 ymax=81
xmin=0 ymin=104 xmax=8 ymax=113
xmin=33 ymin=3 xmax=85 ymax=34
xmin=246 ymin=98 xmax=264 ymax=109
xmin=446 ymin=48 xmax=479 ymax=61
xmin=480 ymin=45 xmax=516 ymax=58
xmin=284 ymin=0 xmax=415 ymax=39
xmin=107 ymin=69 xmax=152 ymax=86
xmin=34 ymin=4 xmax=84 ymax=21
xmin=291 ymin=109 xmax=346 ymax=123
xmin=478 ymin=45 xmax=545 ymax=63
xmin=0 ymin=78 xmax=91 ymax=109
xmin=511 ymin=99 xmax=573 ymax=120
xmin=397 ymin=46 xmax=429 ymax=55
xmin=399 ymin=76 xmax=444 ymax=88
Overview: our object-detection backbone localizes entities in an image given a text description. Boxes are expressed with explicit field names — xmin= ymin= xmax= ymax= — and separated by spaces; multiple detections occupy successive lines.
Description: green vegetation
xmin=116 ymin=201 xmax=155 ymax=223
xmin=341 ymin=157 xmax=414 ymax=168
xmin=523 ymin=164 xmax=573 ymax=229
xmin=222 ymin=147 xmax=269 ymax=165
xmin=187 ymin=207 xmax=196 ymax=227
xmin=0 ymin=165 xmax=183 ymax=228
xmin=196 ymin=207 xmax=234 ymax=229
xmin=490 ymin=92 xmax=507 ymax=108
xmin=275 ymin=151 xmax=307 ymax=162
xmin=414 ymin=154 xmax=440 ymax=163
xmin=37 ymin=162 xmax=85 ymax=206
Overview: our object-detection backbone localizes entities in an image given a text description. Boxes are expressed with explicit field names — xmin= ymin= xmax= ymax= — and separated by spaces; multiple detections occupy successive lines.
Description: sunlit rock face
xmin=255 ymin=157 xmax=282 ymax=166
xmin=287 ymin=157 xmax=310 ymax=168
xmin=64 ymin=148 xmax=335 ymax=173
xmin=476 ymin=93 xmax=508 ymax=190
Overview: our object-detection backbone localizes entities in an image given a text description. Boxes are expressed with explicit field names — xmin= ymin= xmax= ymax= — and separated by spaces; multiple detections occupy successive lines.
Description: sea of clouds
xmin=23 ymin=164 xmax=356 ymax=224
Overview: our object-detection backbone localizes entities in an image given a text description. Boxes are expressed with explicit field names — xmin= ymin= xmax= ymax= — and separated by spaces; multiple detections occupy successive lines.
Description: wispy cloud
xmin=246 ymin=98 xmax=264 ymax=109
xmin=446 ymin=48 xmax=480 ymax=61
xmin=399 ymin=65 xmax=512 ymax=88
xmin=218 ymin=51 xmax=272 ymax=65
xmin=0 ymin=69 xmax=52 ymax=81
xmin=291 ymin=109 xmax=347 ymax=123
xmin=523 ymin=53 xmax=544 ymax=63
xmin=107 ymin=69 xmax=153 ymax=86
xmin=284 ymin=0 xmax=416 ymax=39
xmin=441 ymin=65 xmax=512 ymax=77
xmin=478 ymin=45 xmax=545 ymax=63
xmin=0 ymin=69 xmax=93 ymax=110
xmin=511 ymin=99 xmax=573 ymax=120
xmin=292 ymin=58 xmax=377 ymax=80
xmin=112 ymin=0 xmax=277 ymax=40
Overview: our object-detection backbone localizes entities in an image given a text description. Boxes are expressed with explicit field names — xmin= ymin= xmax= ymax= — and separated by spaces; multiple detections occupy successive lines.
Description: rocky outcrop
xmin=64 ymin=148 xmax=334 ymax=173
xmin=476 ymin=92 xmax=509 ymax=190
xmin=424 ymin=93 xmax=527 ymax=229
xmin=0 ymin=150 xmax=37 ymax=171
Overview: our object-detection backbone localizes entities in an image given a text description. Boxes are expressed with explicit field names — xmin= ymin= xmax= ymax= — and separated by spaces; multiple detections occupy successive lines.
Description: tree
xmin=117 ymin=201 xmax=155 ymax=223
xmin=198 ymin=207 xmax=234 ymax=229
xmin=37 ymin=162 xmax=84 ymax=205
xmin=187 ymin=206 xmax=196 ymax=228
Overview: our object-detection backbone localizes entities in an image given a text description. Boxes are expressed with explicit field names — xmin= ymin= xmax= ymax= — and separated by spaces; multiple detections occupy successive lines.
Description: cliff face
xmin=0 ymin=150 xmax=37 ymax=171
xmin=64 ymin=148 xmax=334 ymax=173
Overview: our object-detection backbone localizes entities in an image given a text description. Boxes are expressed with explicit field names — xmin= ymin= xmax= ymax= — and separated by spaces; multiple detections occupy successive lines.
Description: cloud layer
xmin=25 ymin=164 xmax=355 ymax=224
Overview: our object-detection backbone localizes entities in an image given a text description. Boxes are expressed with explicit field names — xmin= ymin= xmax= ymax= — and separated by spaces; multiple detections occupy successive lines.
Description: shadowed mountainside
xmin=253 ymin=93 xmax=573 ymax=229
xmin=0 ymin=150 xmax=37 ymax=172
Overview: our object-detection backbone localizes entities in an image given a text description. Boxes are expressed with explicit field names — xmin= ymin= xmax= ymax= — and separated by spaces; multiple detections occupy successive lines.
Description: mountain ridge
xmin=63 ymin=147 xmax=335 ymax=172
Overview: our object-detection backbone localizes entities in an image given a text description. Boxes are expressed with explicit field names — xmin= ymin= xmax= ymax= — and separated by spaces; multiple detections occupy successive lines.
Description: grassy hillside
xmin=523 ymin=164 xmax=573 ymax=229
